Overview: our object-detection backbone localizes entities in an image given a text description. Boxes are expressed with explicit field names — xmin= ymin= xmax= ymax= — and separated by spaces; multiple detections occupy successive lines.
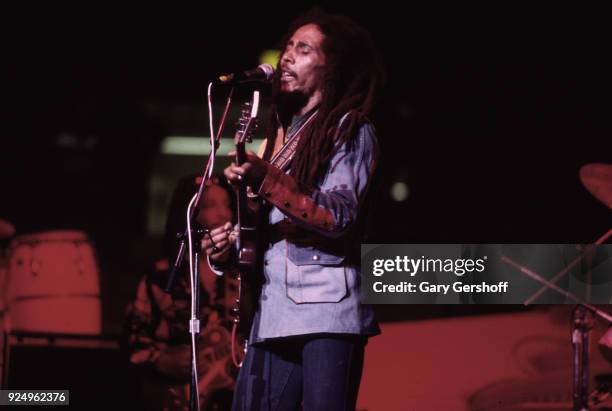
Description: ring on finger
xmin=204 ymin=229 xmax=218 ymax=251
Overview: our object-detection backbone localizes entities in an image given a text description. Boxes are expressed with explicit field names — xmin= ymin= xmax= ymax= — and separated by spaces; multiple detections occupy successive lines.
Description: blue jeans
xmin=231 ymin=334 xmax=366 ymax=411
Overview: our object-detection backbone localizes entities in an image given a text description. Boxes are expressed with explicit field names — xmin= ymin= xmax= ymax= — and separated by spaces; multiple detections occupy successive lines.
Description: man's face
xmin=279 ymin=24 xmax=326 ymax=98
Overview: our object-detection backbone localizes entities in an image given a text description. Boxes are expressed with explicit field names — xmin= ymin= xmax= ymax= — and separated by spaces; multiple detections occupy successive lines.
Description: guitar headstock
xmin=234 ymin=91 xmax=260 ymax=146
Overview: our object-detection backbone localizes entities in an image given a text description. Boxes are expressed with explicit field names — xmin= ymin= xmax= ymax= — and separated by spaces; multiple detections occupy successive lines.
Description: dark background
xmin=2 ymin=2 xmax=611 ymax=332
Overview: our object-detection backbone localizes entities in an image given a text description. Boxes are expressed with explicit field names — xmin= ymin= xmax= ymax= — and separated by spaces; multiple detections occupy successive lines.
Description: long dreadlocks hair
xmin=262 ymin=8 xmax=385 ymax=188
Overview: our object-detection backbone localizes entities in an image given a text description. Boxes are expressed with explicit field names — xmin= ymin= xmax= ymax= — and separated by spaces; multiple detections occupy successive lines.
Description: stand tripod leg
xmin=573 ymin=305 xmax=593 ymax=411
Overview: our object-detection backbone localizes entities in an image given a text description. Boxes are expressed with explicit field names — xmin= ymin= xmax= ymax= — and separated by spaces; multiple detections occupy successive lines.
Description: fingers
xmin=204 ymin=240 xmax=231 ymax=259
xmin=228 ymin=230 xmax=238 ymax=243
xmin=224 ymin=158 xmax=266 ymax=187
xmin=209 ymin=222 xmax=232 ymax=238
xmin=202 ymin=222 xmax=235 ymax=258
xmin=224 ymin=163 xmax=246 ymax=185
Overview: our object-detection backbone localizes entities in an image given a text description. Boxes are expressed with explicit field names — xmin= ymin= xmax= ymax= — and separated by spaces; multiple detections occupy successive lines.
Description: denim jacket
xmin=247 ymin=119 xmax=380 ymax=341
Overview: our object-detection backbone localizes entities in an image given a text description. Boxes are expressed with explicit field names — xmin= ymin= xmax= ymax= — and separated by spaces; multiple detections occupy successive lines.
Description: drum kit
xmin=468 ymin=164 xmax=611 ymax=411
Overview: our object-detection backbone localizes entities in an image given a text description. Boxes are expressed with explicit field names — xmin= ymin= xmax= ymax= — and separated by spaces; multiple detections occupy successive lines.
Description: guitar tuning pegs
xmin=246 ymin=130 xmax=255 ymax=143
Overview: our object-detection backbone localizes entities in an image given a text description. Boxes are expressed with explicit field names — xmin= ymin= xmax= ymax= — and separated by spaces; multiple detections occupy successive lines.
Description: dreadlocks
xmin=263 ymin=8 xmax=385 ymax=188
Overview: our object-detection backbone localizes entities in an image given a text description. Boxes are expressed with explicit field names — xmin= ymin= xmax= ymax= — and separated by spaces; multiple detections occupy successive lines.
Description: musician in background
xmin=205 ymin=9 xmax=384 ymax=410
xmin=124 ymin=175 xmax=239 ymax=411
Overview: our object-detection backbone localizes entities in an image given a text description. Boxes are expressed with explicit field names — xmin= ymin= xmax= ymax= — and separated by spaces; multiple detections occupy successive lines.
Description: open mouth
xmin=280 ymin=69 xmax=297 ymax=81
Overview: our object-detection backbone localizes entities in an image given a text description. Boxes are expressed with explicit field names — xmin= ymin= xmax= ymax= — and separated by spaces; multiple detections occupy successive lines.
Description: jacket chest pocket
xmin=286 ymin=244 xmax=348 ymax=303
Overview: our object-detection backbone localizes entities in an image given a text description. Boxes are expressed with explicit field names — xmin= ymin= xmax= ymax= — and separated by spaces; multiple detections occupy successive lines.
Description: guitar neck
xmin=234 ymin=142 xmax=251 ymax=261
xmin=232 ymin=94 xmax=260 ymax=270
xmin=235 ymin=142 xmax=247 ymax=166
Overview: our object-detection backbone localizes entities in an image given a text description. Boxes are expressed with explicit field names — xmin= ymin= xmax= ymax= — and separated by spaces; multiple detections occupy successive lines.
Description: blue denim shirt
xmin=249 ymin=120 xmax=380 ymax=342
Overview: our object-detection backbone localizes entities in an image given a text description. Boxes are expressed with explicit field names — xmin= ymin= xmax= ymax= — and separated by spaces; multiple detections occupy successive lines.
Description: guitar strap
xmin=269 ymin=110 xmax=319 ymax=172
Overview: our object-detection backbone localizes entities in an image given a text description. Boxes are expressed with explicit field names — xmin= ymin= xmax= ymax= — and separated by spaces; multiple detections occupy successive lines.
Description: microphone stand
xmin=164 ymin=85 xmax=234 ymax=411
xmin=165 ymin=87 xmax=234 ymax=293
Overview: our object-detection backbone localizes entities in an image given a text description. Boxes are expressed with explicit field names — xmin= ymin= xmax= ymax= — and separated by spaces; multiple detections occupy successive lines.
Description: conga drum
xmin=6 ymin=230 xmax=102 ymax=334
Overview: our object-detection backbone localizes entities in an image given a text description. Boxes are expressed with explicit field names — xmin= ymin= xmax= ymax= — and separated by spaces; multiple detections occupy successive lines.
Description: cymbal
xmin=0 ymin=218 xmax=15 ymax=239
xmin=580 ymin=163 xmax=612 ymax=209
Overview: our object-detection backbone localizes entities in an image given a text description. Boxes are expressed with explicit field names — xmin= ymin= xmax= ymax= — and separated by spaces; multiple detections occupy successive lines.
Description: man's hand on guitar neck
xmin=225 ymin=150 xmax=268 ymax=190
xmin=202 ymin=222 xmax=237 ymax=263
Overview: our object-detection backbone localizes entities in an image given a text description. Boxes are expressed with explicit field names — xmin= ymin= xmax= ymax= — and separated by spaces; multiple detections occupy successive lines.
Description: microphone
xmin=216 ymin=64 xmax=275 ymax=85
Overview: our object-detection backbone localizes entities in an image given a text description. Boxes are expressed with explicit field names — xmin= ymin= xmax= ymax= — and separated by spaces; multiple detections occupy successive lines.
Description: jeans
xmin=231 ymin=334 xmax=366 ymax=411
